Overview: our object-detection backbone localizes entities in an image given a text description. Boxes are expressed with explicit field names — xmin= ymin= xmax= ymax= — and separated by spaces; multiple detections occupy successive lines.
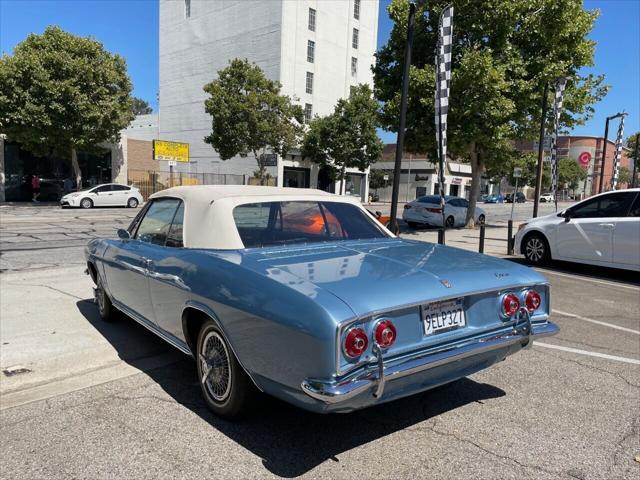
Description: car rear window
xmin=232 ymin=201 xmax=389 ymax=248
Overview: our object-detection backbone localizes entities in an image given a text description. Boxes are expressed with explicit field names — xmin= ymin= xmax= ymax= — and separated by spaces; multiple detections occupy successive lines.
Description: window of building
xmin=307 ymin=40 xmax=315 ymax=63
xmin=351 ymin=57 xmax=358 ymax=77
xmin=306 ymin=72 xmax=314 ymax=94
xmin=352 ymin=28 xmax=359 ymax=49
xmin=354 ymin=0 xmax=361 ymax=20
xmin=184 ymin=0 xmax=191 ymax=19
xmin=308 ymin=8 xmax=316 ymax=31
xmin=304 ymin=103 xmax=313 ymax=123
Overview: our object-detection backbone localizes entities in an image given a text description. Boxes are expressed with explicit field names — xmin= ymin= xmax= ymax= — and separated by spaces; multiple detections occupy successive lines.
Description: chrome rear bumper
xmin=302 ymin=313 xmax=559 ymax=405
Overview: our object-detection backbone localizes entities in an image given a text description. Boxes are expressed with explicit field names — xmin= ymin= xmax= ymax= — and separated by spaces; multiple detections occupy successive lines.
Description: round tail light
xmin=374 ymin=319 xmax=397 ymax=348
xmin=344 ymin=327 xmax=368 ymax=358
xmin=524 ymin=290 xmax=541 ymax=312
xmin=501 ymin=292 xmax=520 ymax=317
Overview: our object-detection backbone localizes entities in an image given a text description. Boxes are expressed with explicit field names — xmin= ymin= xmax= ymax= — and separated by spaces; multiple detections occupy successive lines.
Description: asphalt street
xmin=0 ymin=202 xmax=638 ymax=479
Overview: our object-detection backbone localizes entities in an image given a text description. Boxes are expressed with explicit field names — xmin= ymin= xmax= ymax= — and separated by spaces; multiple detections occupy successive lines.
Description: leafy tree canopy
xmin=374 ymin=0 xmax=608 ymax=224
xmin=301 ymin=84 xmax=383 ymax=192
xmin=0 ymin=26 xmax=134 ymax=160
xmin=132 ymin=97 xmax=153 ymax=115
xmin=558 ymin=158 xmax=587 ymax=190
xmin=203 ymin=58 xmax=304 ymax=183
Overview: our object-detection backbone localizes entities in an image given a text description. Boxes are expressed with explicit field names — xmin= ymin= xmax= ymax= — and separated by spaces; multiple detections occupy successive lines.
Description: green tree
xmin=558 ymin=158 xmax=587 ymax=193
xmin=369 ymin=169 xmax=394 ymax=192
xmin=132 ymin=97 xmax=153 ymax=115
xmin=617 ymin=166 xmax=630 ymax=186
xmin=374 ymin=0 xmax=608 ymax=226
xmin=0 ymin=26 xmax=134 ymax=187
xmin=626 ymin=132 xmax=639 ymax=186
xmin=203 ymin=59 xmax=304 ymax=184
xmin=301 ymin=84 xmax=383 ymax=194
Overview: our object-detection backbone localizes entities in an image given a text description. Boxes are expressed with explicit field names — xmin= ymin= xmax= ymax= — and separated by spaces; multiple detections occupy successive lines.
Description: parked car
xmin=5 ymin=178 xmax=63 ymax=202
xmin=368 ymin=210 xmax=392 ymax=228
xmin=402 ymin=195 xmax=486 ymax=228
xmin=86 ymin=186 xmax=558 ymax=418
xmin=505 ymin=192 xmax=526 ymax=203
xmin=515 ymin=189 xmax=640 ymax=271
xmin=61 ymin=183 xmax=143 ymax=208
xmin=539 ymin=193 xmax=554 ymax=203
xmin=484 ymin=194 xmax=505 ymax=204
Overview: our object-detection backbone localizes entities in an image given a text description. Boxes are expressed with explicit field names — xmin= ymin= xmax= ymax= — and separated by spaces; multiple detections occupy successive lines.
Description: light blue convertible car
xmin=85 ymin=186 xmax=558 ymax=418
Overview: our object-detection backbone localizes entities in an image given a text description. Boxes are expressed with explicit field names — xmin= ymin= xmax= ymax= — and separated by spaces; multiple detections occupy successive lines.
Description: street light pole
xmin=389 ymin=1 xmax=419 ymax=234
xmin=598 ymin=112 xmax=625 ymax=194
xmin=632 ymin=134 xmax=639 ymax=188
xmin=533 ymin=82 xmax=549 ymax=218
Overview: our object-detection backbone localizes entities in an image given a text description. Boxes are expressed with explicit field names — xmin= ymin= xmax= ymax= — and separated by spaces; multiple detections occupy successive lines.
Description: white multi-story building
xmin=159 ymin=0 xmax=378 ymax=200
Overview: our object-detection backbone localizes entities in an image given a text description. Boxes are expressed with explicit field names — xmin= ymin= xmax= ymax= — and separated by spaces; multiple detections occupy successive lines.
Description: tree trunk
xmin=254 ymin=150 xmax=266 ymax=186
xmin=71 ymin=147 xmax=82 ymax=191
xmin=340 ymin=165 xmax=347 ymax=195
xmin=465 ymin=143 xmax=484 ymax=228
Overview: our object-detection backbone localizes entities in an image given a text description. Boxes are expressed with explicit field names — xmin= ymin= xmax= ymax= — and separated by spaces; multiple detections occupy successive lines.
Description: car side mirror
xmin=117 ymin=229 xmax=131 ymax=240
xmin=564 ymin=212 xmax=571 ymax=223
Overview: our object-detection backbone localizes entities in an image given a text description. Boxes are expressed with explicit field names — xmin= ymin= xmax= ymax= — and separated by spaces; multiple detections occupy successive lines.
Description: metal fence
xmin=128 ymin=170 xmax=247 ymax=200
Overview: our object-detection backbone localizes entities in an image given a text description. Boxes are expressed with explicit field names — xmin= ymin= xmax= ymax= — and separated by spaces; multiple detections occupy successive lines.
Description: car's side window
xmin=570 ymin=192 xmax=636 ymax=219
xmin=94 ymin=185 xmax=112 ymax=193
xmin=165 ymin=202 xmax=185 ymax=248
xmin=628 ymin=194 xmax=640 ymax=217
xmin=112 ymin=185 xmax=130 ymax=191
xmin=135 ymin=199 xmax=181 ymax=246
xmin=459 ymin=199 xmax=469 ymax=208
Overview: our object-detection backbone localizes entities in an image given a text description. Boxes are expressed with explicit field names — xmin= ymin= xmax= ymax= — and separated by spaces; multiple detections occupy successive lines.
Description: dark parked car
xmin=506 ymin=192 xmax=526 ymax=203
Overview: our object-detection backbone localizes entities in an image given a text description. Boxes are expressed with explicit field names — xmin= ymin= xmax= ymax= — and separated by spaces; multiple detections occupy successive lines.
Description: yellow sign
xmin=153 ymin=140 xmax=189 ymax=162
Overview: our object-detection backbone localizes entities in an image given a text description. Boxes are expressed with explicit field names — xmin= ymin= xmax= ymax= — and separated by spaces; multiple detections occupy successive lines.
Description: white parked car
xmin=539 ymin=193 xmax=554 ymax=203
xmin=403 ymin=195 xmax=486 ymax=228
xmin=60 ymin=183 xmax=143 ymax=209
xmin=515 ymin=189 xmax=640 ymax=271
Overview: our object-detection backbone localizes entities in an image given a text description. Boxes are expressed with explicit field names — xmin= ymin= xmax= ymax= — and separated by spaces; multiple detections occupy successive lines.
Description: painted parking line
xmin=534 ymin=342 xmax=640 ymax=365
xmin=552 ymin=309 xmax=640 ymax=335
xmin=536 ymin=268 xmax=640 ymax=291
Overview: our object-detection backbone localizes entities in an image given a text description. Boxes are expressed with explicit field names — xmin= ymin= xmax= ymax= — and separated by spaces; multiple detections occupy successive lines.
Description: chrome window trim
xmin=333 ymin=281 xmax=551 ymax=376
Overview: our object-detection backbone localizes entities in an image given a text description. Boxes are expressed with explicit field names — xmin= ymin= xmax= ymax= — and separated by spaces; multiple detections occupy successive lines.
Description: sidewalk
xmin=400 ymin=224 xmax=515 ymax=258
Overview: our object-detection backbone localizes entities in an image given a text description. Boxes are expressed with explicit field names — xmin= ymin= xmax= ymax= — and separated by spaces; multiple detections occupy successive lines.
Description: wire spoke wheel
xmin=200 ymin=331 xmax=232 ymax=402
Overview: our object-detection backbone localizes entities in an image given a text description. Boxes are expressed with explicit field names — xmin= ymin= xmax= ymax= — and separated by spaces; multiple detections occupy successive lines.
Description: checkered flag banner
xmin=611 ymin=115 xmax=625 ymax=190
xmin=550 ymin=78 xmax=567 ymax=206
xmin=435 ymin=4 xmax=453 ymax=211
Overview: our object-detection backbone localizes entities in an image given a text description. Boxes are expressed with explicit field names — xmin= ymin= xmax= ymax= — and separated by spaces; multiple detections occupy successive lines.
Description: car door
xmin=109 ymin=185 xmax=130 ymax=206
xmin=105 ymin=198 xmax=181 ymax=322
xmin=556 ymin=191 xmax=637 ymax=265
xmin=92 ymin=185 xmax=114 ymax=206
xmin=147 ymin=201 xmax=188 ymax=340
xmin=612 ymin=193 xmax=640 ymax=270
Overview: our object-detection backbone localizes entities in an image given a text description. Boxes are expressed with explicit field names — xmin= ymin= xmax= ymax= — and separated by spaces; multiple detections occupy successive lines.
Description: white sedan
xmin=515 ymin=188 xmax=640 ymax=271
xmin=60 ymin=183 xmax=143 ymax=209
xmin=402 ymin=195 xmax=486 ymax=228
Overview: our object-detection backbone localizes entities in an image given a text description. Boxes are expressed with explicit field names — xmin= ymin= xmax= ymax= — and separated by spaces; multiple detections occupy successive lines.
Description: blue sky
xmin=1 ymin=0 xmax=638 ymax=143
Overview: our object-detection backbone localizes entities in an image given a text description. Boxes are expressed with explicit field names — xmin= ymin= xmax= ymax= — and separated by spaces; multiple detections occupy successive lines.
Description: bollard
xmin=437 ymin=228 xmax=445 ymax=245
xmin=507 ymin=220 xmax=514 ymax=255
xmin=479 ymin=224 xmax=485 ymax=253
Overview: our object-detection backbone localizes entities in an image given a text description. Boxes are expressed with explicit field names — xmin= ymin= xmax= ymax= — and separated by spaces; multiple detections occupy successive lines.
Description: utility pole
xmin=598 ymin=112 xmax=626 ymax=194
xmin=533 ymin=82 xmax=549 ymax=218
xmin=389 ymin=1 xmax=419 ymax=234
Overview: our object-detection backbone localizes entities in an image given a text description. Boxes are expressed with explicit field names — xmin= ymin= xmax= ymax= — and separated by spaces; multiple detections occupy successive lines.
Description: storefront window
xmin=344 ymin=173 xmax=363 ymax=197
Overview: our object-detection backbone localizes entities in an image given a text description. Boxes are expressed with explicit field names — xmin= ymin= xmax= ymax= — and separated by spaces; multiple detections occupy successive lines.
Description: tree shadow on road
xmin=77 ymin=299 xmax=506 ymax=478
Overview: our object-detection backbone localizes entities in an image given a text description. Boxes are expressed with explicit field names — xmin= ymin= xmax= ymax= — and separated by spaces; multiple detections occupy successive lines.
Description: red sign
xmin=578 ymin=151 xmax=592 ymax=168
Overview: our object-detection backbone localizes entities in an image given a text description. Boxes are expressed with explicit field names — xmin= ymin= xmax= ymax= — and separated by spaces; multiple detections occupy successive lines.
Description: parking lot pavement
xmin=1 ymin=203 xmax=638 ymax=479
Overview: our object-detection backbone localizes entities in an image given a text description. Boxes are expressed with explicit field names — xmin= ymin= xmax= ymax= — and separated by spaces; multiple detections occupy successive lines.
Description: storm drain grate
xmin=2 ymin=366 xmax=32 ymax=377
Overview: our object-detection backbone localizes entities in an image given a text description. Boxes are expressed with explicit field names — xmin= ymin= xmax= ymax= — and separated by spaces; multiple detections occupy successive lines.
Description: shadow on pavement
xmin=507 ymin=258 xmax=640 ymax=286
xmin=76 ymin=299 xmax=506 ymax=477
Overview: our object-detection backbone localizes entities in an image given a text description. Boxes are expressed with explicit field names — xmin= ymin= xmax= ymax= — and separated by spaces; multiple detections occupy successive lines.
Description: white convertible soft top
xmin=149 ymin=185 xmax=385 ymax=249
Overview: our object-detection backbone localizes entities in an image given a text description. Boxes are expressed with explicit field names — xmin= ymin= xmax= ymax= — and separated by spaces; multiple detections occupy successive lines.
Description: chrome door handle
xmin=599 ymin=223 xmax=614 ymax=229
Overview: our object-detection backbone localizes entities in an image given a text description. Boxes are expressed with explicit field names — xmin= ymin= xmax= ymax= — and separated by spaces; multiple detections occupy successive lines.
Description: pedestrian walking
xmin=31 ymin=174 xmax=41 ymax=202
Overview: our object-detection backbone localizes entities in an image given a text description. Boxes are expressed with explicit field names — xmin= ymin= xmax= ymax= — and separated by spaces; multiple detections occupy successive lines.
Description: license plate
xmin=422 ymin=298 xmax=466 ymax=336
